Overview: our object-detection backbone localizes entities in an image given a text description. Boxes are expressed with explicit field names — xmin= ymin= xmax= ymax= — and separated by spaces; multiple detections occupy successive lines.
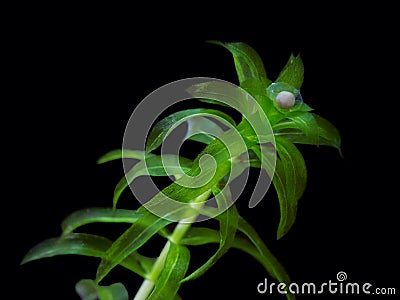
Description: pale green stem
xmin=133 ymin=191 xmax=211 ymax=300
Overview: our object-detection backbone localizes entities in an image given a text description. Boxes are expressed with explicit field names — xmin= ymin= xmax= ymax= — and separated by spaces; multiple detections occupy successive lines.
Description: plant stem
xmin=133 ymin=191 xmax=211 ymax=300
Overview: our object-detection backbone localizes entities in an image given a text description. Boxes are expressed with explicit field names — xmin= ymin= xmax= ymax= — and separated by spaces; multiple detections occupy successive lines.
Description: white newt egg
xmin=276 ymin=91 xmax=295 ymax=109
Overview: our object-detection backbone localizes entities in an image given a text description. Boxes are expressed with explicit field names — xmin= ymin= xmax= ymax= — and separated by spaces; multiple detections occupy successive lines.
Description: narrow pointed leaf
xmin=271 ymin=158 xmax=291 ymax=238
xmin=146 ymin=108 xmax=235 ymax=153
xmin=180 ymin=227 xmax=220 ymax=246
xmin=287 ymin=112 xmax=319 ymax=145
xmin=209 ymin=40 xmax=270 ymax=88
xmin=136 ymin=253 xmax=156 ymax=275
xmin=273 ymin=114 xmax=342 ymax=154
xmin=97 ymin=150 xmax=149 ymax=164
xmin=250 ymin=144 xmax=275 ymax=179
xmin=97 ymin=126 xmax=250 ymax=282
xmin=113 ymin=155 xmax=193 ymax=208
xmin=96 ymin=184 xmax=203 ymax=284
xmin=61 ymin=208 xmax=143 ymax=235
xmin=21 ymin=233 xmax=110 ymax=264
xmin=180 ymin=225 xmax=295 ymax=300
xmin=240 ymin=77 xmax=267 ymax=96
xmin=251 ymin=146 xmax=289 ymax=237
xmin=311 ymin=114 xmax=341 ymax=151
xmin=197 ymin=97 xmax=231 ymax=107
xmin=237 ymin=217 xmax=295 ymax=300
xmin=21 ymin=233 xmax=146 ymax=277
xmin=185 ymin=115 xmax=226 ymax=144
xmin=252 ymin=137 xmax=306 ymax=239
xmin=274 ymin=136 xmax=307 ymax=239
xmin=240 ymin=77 xmax=274 ymax=112
xmin=135 ymin=129 xmax=242 ymax=214
xmin=188 ymin=132 xmax=215 ymax=145
xmin=181 ymin=187 xmax=238 ymax=282
xmin=96 ymin=210 xmax=172 ymax=283
xmin=272 ymin=119 xmax=298 ymax=131
xmin=276 ymin=53 xmax=304 ymax=90
xmin=148 ymin=243 xmax=190 ymax=300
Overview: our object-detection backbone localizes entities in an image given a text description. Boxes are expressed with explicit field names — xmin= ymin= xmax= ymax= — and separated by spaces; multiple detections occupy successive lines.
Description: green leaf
xmin=180 ymin=224 xmax=295 ymax=300
xmin=97 ymin=149 xmax=149 ymax=164
xmin=136 ymin=253 xmax=156 ymax=275
xmin=113 ymin=154 xmax=193 ymax=208
xmin=146 ymin=108 xmax=235 ymax=153
xmin=276 ymin=53 xmax=304 ymax=90
xmin=139 ymin=126 xmax=247 ymax=217
xmin=312 ymin=114 xmax=341 ymax=153
xmin=209 ymin=40 xmax=270 ymax=88
xmin=148 ymin=243 xmax=190 ymax=300
xmin=275 ymin=113 xmax=342 ymax=154
xmin=237 ymin=217 xmax=295 ymax=300
xmin=250 ymin=144 xmax=275 ymax=179
xmin=61 ymin=208 xmax=143 ymax=235
xmin=274 ymin=136 xmax=307 ymax=239
xmin=76 ymin=279 xmax=129 ymax=300
xmin=197 ymin=97 xmax=230 ymax=107
xmin=252 ymin=136 xmax=306 ymax=239
xmin=180 ymin=227 xmax=221 ymax=246
xmin=20 ymin=233 xmax=146 ymax=278
xmin=287 ymin=112 xmax=319 ymax=145
xmin=240 ymin=77 xmax=266 ymax=96
xmin=96 ymin=210 xmax=172 ymax=283
xmin=97 ymin=123 xmax=253 ymax=283
xmin=184 ymin=114 xmax=227 ymax=145
xmin=181 ymin=187 xmax=238 ymax=282
xmin=21 ymin=233 xmax=110 ymax=264
xmin=270 ymin=158 xmax=290 ymax=237
xmin=240 ymin=77 xmax=275 ymax=114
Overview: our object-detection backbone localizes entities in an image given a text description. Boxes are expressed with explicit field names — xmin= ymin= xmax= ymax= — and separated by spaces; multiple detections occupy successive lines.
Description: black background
xmin=9 ymin=4 xmax=398 ymax=299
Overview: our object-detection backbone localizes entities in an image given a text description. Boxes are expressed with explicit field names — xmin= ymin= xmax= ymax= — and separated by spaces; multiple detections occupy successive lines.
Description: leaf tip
xmin=20 ymin=255 xmax=29 ymax=265
xmin=337 ymin=147 xmax=344 ymax=159
xmin=276 ymin=230 xmax=285 ymax=240
xmin=205 ymin=39 xmax=223 ymax=46
xmin=95 ymin=264 xmax=107 ymax=285
xmin=276 ymin=223 xmax=291 ymax=240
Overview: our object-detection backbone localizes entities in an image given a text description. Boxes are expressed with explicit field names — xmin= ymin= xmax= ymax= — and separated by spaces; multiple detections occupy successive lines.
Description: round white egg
xmin=276 ymin=91 xmax=295 ymax=109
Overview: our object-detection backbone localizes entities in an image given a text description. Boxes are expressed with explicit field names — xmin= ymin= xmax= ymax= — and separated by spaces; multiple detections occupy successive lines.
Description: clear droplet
xmin=266 ymin=82 xmax=302 ymax=101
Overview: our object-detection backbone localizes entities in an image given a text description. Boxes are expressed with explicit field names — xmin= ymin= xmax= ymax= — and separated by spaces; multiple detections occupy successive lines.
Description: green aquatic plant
xmin=21 ymin=41 xmax=341 ymax=300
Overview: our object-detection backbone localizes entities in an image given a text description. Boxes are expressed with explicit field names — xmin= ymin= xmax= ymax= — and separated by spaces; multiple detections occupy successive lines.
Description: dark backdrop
xmin=10 ymin=5 xmax=398 ymax=299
